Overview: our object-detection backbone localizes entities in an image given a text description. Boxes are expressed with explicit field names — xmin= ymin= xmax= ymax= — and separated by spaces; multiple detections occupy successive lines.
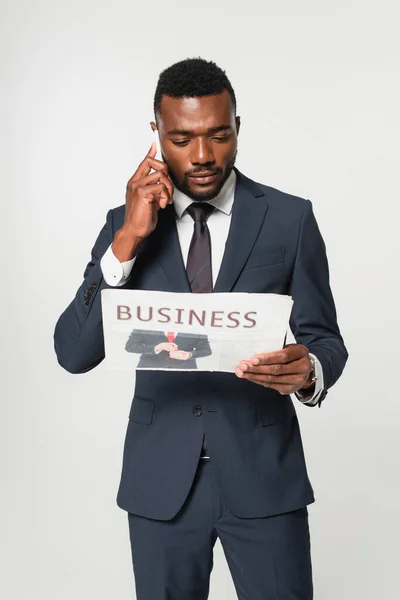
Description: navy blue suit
xmin=54 ymin=169 xmax=347 ymax=599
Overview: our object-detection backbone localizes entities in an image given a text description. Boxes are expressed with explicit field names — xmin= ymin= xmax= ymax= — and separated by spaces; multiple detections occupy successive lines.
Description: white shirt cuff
xmin=100 ymin=244 xmax=136 ymax=287
xmin=293 ymin=353 xmax=324 ymax=406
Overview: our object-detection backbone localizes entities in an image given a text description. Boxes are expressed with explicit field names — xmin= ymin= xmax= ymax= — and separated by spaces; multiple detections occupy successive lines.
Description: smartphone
xmin=152 ymin=129 xmax=173 ymax=204
xmin=153 ymin=129 xmax=162 ymax=162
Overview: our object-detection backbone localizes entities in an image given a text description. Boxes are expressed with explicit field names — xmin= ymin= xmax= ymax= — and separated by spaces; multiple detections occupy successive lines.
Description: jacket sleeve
xmin=53 ymin=210 xmax=115 ymax=374
xmin=288 ymin=200 xmax=348 ymax=399
xmin=125 ymin=330 xmax=158 ymax=354
xmin=191 ymin=335 xmax=212 ymax=360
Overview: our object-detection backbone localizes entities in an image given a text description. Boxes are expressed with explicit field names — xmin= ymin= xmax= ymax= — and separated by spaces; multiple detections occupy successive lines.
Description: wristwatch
xmin=302 ymin=354 xmax=318 ymax=389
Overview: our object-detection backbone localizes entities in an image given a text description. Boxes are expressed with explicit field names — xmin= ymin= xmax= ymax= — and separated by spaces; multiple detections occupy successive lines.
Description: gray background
xmin=1 ymin=1 xmax=399 ymax=598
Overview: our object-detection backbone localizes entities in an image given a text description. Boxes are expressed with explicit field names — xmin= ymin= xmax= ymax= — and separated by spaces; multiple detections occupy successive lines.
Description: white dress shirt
xmin=100 ymin=170 xmax=324 ymax=405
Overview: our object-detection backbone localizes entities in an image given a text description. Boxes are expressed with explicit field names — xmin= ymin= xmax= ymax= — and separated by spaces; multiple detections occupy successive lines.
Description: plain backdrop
xmin=1 ymin=1 xmax=399 ymax=598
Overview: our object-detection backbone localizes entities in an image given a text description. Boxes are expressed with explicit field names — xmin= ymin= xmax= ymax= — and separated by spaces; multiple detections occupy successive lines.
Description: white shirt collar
xmin=173 ymin=169 xmax=237 ymax=219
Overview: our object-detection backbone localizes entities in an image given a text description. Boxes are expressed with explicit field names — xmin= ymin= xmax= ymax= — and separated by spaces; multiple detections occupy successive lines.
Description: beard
xmin=166 ymin=151 xmax=237 ymax=202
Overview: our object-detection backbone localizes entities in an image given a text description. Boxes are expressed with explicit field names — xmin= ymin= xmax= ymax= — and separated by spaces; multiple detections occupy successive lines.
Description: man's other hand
xmin=235 ymin=344 xmax=314 ymax=394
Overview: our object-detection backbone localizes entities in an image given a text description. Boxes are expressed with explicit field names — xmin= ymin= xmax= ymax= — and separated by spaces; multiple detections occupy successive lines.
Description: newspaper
xmin=101 ymin=289 xmax=293 ymax=372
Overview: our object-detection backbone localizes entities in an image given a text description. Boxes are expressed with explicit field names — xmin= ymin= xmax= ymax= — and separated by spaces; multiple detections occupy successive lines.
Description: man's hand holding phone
xmin=112 ymin=142 xmax=174 ymax=262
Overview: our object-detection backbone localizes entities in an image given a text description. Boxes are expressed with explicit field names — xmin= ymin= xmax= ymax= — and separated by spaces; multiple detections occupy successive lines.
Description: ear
xmin=235 ymin=116 xmax=241 ymax=135
xmin=150 ymin=121 xmax=158 ymax=132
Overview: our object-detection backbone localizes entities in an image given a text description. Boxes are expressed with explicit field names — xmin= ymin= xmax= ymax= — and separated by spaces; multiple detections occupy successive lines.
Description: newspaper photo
xmin=101 ymin=289 xmax=294 ymax=372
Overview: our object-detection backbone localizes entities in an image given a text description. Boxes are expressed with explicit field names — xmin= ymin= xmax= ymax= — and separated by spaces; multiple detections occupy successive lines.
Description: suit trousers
xmin=127 ymin=459 xmax=313 ymax=600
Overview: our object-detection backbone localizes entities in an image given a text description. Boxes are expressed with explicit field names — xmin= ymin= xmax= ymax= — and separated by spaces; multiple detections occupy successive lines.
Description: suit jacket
xmin=54 ymin=168 xmax=348 ymax=520
xmin=125 ymin=330 xmax=211 ymax=369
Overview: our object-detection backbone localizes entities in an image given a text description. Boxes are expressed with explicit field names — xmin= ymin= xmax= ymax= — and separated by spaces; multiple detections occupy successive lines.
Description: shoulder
xmin=237 ymin=170 xmax=310 ymax=216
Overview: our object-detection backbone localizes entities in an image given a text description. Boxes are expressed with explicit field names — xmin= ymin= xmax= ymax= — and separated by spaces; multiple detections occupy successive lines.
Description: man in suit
xmin=125 ymin=329 xmax=211 ymax=369
xmin=54 ymin=58 xmax=348 ymax=599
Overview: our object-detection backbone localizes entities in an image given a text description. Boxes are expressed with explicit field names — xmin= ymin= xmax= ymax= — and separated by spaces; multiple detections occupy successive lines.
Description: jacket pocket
xmin=129 ymin=395 xmax=154 ymax=425
xmin=257 ymin=396 xmax=296 ymax=427
xmin=243 ymin=248 xmax=286 ymax=271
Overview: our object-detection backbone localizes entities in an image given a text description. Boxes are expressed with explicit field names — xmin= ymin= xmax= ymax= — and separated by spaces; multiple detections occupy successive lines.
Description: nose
xmin=190 ymin=137 xmax=215 ymax=166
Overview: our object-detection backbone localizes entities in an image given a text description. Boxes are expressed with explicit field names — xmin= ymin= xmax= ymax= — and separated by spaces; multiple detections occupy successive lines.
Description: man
xmin=54 ymin=58 xmax=348 ymax=599
xmin=125 ymin=329 xmax=211 ymax=369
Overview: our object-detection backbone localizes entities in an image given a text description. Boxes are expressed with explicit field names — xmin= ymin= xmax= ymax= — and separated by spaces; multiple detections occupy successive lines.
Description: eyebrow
xmin=167 ymin=125 xmax=233 ymax=136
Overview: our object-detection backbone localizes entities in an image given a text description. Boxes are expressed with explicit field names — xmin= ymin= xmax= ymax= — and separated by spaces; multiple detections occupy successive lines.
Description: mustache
xmin=185 ymin=167 xmax=221 ymax=177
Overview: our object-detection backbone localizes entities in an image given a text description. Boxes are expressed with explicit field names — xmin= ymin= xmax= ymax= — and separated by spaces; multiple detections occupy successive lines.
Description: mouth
xmin=189 ymin=172 xmax=219 ymax=185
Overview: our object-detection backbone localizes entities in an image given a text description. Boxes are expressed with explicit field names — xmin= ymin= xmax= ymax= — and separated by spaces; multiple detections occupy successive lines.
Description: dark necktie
xmin=186 ymin=202 xmax=215 ymax=458
xmin=186 ymin=202 xmax=215 ymax=293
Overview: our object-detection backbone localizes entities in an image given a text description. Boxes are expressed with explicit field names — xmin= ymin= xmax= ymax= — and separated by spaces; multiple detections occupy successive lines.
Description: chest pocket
xmin=243 ymin=247 xmax=285 ymax=271
xmin=129 ymin=396 xmax=154 ymax=425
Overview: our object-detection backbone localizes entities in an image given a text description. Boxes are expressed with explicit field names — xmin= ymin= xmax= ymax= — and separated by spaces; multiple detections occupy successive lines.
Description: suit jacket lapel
xmin=153 ymin=204 xmax=191 ymax=292
xmin=213 ymin=169 xmax=269 ymax=292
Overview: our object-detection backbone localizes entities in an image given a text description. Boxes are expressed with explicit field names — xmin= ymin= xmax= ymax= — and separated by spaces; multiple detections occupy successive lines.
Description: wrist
xmin=112 ymin=227 xmax=142 ymax=262
xmin=300 ymin=355 xmax=318 ymax=390
xmin=301 ymin=376 xmax=315 ymax=390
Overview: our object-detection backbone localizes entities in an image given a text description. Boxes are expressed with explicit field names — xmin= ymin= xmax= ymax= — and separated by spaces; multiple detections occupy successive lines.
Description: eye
xmin=212 ymin=135 xmax=230 ymax=142
xmin=172 ymin=140 xmax=190 ymax=147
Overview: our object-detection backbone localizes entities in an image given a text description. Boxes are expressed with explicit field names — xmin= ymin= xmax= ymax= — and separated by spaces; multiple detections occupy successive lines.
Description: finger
xmin=153 ymin=171 xmax=174 ymax=204
xmin=248 ymin=372 xmax=308 ymax=387
xmin=250 ymin=345 xmax=308 ymax=366
xmin=132 ymin=170 xmax=174 ymax=205
xmin=235 ymin=367 xmax=307 ymax=386
xmin=128 ymin=144 xmax=157 ymax=182
xmin=237 ymin=357 xmax=311 ymax=376
xmin=136 ymin=169 xmax=169 ymax=185
xmin=147 ymin=142 xmax=157 ymax=158
xmin=134 ymin=156 xmax=169 ymax=181
xmin=143 ymin=142 xmax=157 ymax=162
xmin=127 ymin=158 xmax=169 ymax=187
xmin=235 ymin=371 xmax=270 ymax=386
xmin=141 ymin=171 xmax=174 ymax=203
xmin=139 ymin=184 xmax=170 ymax=209
xmin=234 ymin=371 xmax=302 ymax=394
xmin=147 ymin=156 xmax=169 ymax=174
xmin=141 ymin=156 xmax=169 ymax=176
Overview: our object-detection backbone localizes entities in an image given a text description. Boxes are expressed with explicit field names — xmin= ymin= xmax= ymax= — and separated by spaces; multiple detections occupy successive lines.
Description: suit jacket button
xmin=193 ymin=405 xmax=202 ymax=417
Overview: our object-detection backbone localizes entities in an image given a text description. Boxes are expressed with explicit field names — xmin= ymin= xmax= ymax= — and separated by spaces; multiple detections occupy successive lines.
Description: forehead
xmin=158 ymin=90 xmax=235 ymax=134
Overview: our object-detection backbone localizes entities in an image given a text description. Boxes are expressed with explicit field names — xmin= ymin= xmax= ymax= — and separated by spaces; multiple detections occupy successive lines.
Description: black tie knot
xmin=186 ymin=202 xmax=215 ymax=223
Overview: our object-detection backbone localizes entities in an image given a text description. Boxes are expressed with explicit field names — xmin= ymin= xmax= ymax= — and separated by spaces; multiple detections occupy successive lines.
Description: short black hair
xmin=154 ymin=57 xmax=236 ymax=119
